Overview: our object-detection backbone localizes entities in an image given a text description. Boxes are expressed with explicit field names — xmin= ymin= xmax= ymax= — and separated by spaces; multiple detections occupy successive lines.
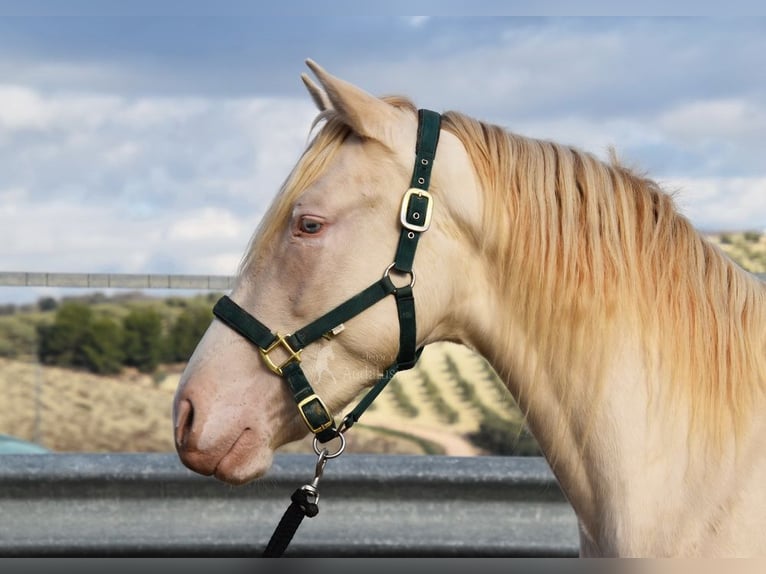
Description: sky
xmin=1 ymin=6 xmax=765 ymax=303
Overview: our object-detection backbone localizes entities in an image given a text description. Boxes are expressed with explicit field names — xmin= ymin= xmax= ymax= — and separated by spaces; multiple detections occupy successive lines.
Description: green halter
xmin=212 ymin=109 xmax=441 ymax=444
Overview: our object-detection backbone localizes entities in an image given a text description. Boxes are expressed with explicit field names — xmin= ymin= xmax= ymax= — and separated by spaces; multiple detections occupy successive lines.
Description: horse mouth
xmin=212 ymin=428 xmax=274 ymax=485
xmin=174 ymin=396 xmax=276 ymax=485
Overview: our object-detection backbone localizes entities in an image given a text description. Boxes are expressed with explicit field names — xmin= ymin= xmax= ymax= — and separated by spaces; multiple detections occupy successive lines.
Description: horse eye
xmin=298 ymin=217 xmax=323 ymax=235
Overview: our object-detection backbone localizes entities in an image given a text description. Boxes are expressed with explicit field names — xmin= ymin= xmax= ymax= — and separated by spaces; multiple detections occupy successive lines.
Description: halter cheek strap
xmin=212 ymin=109 xmax=441 ymax=444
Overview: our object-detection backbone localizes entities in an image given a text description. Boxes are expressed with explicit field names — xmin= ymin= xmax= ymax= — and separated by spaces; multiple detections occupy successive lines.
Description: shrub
xmin=165 ymin=305 xmax=212 ymax=363
xmin=122 ymin=308 xmax=163 ymax=373
xmin=81 ymin=317 xmax=124 ymax=374
xmin=37 ymin=302 xmax=126 ymax=374
xmin=415 ymin=365 xmax=460 ymax=425
xmin=388 ymin=378 xmax=419 ymax=418
xmin=37 ymin=297 xmax=58 ymax=312
xmin=37 ymin=302 xmax=94 ymax=368
xmin=0 ymin=304 xmax=17 ymax=316
xmin=468 ymin=413 xmax=541 ymax=456
xmin=0 ymin=316 xmax=38 ymax=359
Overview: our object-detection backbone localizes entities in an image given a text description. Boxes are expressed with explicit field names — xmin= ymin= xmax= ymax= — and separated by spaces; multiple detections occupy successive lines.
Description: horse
xmin=173 ymin=60 xmax=766 ymax=557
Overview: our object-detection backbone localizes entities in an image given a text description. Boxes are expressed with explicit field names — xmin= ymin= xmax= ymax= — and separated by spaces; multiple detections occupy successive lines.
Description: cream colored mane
xmin=440 ymin=110 xmax=766 ymax=453
xmin=243 ymin=99 xmax=766 ymax=453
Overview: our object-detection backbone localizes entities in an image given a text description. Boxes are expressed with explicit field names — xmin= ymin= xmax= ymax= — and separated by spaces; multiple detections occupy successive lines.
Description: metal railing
xmin=0 ymin=271 xmax=235 ymax=291
xmin=1 ymin=270 xmax=763 ymax=291
xmin=0 ymin=453 xmax=579 ymax=557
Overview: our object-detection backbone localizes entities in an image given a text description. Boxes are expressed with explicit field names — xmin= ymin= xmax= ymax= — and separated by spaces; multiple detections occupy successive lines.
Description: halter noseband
xmin=212 ymin=109 xmax=441 ymax=445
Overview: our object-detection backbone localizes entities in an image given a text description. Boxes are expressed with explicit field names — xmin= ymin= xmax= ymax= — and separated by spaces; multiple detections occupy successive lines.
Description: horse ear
xmin=301 ymin=73 xmax=332 ymax=112
xmin=304 ymin=59 xmax=403 ymax=144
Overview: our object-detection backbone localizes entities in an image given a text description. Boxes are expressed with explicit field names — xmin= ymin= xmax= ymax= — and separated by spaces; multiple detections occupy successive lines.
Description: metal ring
xmin=312 ymin=432 xmax=346 ymax=459
xmin=382 ymin=262 xmax=415 ymax=288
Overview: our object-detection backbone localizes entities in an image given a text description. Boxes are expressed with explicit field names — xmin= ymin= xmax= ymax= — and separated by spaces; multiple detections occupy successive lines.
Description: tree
xmin=37 ymin=297 xmax=58 ymax=312
xmin=0 ymin=315 xmax=37 ymax=358
xmin=468 ymin=413 xmax=541 ymax=456
xmin=37 ymin=302 xmax=93 ymax=368
xmin=81 ymin=317 xmax=124 ymax=374
xmin=166 ymin=306 xmax=212 ymax=363
xmin=122 ymin=308 xmax=163 ymax=373
xmin=37 ymin=302 xmax=126 ymax=374
xmin=0 ymin=304 xmax=17 ymax=316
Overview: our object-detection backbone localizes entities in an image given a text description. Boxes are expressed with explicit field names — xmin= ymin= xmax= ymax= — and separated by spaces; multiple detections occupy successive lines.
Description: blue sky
xmin=1 ymin=10 xmax=765 ymax=303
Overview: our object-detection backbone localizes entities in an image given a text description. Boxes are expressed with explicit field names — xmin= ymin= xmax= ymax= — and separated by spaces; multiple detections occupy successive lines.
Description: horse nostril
xmin=174 ymin=399 xmax=194 ymax=449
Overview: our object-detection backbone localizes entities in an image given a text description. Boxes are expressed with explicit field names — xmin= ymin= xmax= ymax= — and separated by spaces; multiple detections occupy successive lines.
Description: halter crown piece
xmin=212 ymin=109 xmax=441 ymax=445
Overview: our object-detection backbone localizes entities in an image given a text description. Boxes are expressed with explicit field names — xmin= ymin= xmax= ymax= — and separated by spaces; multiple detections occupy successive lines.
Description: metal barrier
xmin=1 ymin=270 xmax=764 ymax=290
xmin=0 ymin=271 xmax=234 ymax=290
xmin=0 ymin=453 xmax=579 ymax=557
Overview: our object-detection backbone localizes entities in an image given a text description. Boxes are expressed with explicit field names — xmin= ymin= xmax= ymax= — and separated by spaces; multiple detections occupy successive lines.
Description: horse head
xmin=172 ymin=60 xmax=486 ymax=485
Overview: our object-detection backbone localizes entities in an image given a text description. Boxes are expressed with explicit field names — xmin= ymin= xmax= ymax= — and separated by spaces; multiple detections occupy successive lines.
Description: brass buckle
xmin=400 ymin=188 xmax=433 ymax=233
xmin=297 ymin=394 xmax=335 ymax=434
xmin=259 ymin=333 xmax=302 ymax=376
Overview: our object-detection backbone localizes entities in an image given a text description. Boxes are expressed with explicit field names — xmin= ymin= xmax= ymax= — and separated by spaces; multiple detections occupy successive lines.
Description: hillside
xmin=0 ymin=342 xmax=526 ymax=457
xmin=708 ymin=230 xmax=766 ymax=273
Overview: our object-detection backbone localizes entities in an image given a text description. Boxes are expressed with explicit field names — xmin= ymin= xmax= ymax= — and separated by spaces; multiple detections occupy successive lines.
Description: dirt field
xmin=0 ymin=357 xmax=178 ymax=452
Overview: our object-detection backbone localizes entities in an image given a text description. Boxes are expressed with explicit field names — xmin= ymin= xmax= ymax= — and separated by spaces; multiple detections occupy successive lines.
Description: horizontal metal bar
xmin=2 ymin=271 xmax=762 ymax=291
xmin=0 ymin=272 xmax=235 ymax=290
xmin=0 ymin=453 xmax=579 ymax=557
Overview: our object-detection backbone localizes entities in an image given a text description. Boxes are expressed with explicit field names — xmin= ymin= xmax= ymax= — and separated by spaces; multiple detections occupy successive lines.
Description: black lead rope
xmin=262 ymin=487 xmax=318 ymax=557
xmin=262 ymin=449 xmax=327 ymax=557
xmin=211 ymin=110 xmax=442 ymax=557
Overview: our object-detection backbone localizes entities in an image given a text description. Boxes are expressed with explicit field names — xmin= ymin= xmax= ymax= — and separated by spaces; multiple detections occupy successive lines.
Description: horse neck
xmin=464 ymin=264 xmax=626 ymax=539
xmin=462 ymin=256 xmax=762 ymax=555
xmin=456 ymin=205 xmax=766 ymax=555
xmin=431 ymin=119 xmax=766 ymax=552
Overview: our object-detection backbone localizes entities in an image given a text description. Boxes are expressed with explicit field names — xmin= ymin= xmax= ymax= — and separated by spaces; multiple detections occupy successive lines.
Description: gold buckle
xmin=400 ymin=188 xmax=433 ymax=233
xmin=297 ymin=394 xmax=335 ymax=434
xmin=259 ymin=333 xmax=302 ymax=376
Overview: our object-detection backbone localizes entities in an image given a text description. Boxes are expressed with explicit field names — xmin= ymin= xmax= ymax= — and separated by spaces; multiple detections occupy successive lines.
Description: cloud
xmin=664 ymin=176 xmax=766 ymax=232
xmin=658 ymin=98 xmax=766 ymax=141
xmin=336 ymin=19 xmax=765 ymax=128
xmin=2 ymin=189 xmax=250 ymax=274
xmin=1 ymin=86 xmax=318 ymax=286
xmin=166 ymin=207 xmax=245 ymax=242
xmin=0 ymin=84 xmax=317 ymax=206
xmin=404 ymin=16 xmax=431 ymax=28
xmin=0 ymin=85 xmax=50 ymax=129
